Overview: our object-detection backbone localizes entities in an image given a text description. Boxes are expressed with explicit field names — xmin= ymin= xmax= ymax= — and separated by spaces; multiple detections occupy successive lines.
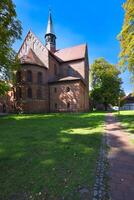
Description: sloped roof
xmin=57 ymin=76 xmax=80 ymax=81
xmin=18 ymin=30 xmax=87 ymax=65
xmin=48 ymin=76 xmax=84 ymax=84
xmin=20 ymin=48 xmax=45 ymax=67
xmin=54 ymin=44 xmax=86 ymax=62
xmin=124 ymin=93 xmax=134 ymax=103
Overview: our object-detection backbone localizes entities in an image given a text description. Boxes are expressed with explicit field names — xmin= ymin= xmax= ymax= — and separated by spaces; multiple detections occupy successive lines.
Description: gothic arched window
xmin=37 ymin=88 xmax=42 ymax=99
xmin=66 ymin=87 xmax=70 ymax=92
xmin=68 ymin=66 xmax=73 ymax=76
xmin=16 ymin=87 xmax=22 ymax=100
xmin=55 ymin=103 xmax=57 ymax=109
xmin=27 ymin=70 xmax=32 ymax=82
xmin=18 ymin=87 xmax=22 ymax=98
xmin=67 ymin=102 xmax=70 ymax=109
xmin=54 ymin=87 xmax=57 ymax=93
xmin=37 ymin=72 xmax=43 ymax=84
xmin=27 ymin=87 xmax=32 ymax=98
xmin=54 ymin=64 xmax=58 ymax=75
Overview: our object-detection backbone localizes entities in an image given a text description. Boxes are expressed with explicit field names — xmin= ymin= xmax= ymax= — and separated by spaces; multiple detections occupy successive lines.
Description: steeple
xmin=45 ymin=11 xmax=56 ymax=52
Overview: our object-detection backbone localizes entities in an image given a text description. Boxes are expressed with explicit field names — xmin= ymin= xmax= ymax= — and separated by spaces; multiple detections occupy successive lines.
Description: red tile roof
xmin=48 ymin=76 xmax=85 ymax=85
xmin=54 ymin=44 xmax=86 ymax=62
xmin=20 ymin=49 xmax=45 ymax=67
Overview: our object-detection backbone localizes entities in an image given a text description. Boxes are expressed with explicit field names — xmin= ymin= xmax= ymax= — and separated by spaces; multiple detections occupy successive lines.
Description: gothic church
xmin=15 ymin=12 xmax=89 ymax=113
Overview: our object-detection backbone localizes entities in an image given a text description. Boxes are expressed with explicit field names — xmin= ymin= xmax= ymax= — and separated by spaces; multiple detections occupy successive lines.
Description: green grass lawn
xmin=0 ymin=112 xmax=105 ymax=200
xmin=116 ymin=111 xmax=134 ymax=143
xmin=116 ymin=111 xmax=134 ymax=134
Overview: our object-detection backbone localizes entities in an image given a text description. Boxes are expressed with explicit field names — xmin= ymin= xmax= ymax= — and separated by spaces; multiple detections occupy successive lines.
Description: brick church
xmin=1 ymin=12 xmax=89 ymax=113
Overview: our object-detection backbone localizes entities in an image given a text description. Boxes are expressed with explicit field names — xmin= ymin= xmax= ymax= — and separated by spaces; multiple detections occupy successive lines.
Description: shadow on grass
xmin=0 ymin=112 xmax=105 ymax=200
xmin=117 ymin=114 xmax=134 ymax=134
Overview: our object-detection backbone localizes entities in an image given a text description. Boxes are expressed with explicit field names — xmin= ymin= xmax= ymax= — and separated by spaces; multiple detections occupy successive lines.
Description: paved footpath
xmin=105 ymin=113 xmax=134 ymax=200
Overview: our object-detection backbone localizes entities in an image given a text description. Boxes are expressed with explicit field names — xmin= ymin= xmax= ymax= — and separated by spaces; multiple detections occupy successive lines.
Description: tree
xmin=0 ymin=81 xmax=10 ymax=96
xmin=0 ymin=0 xmax=22 ymax=95
xmin=90 ymin=58 xmax=123 ymax=111
xmin=118 ymin=0 xmax=134 ymax=79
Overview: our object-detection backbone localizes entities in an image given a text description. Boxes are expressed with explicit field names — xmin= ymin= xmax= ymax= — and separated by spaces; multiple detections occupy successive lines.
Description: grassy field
xmin=0 ymin=112 xmax=105 ymax=200
xmin=116 ymin=111 xmax=134 ymax=144
xmin=116 ymin=111 xmax=134 ymax=135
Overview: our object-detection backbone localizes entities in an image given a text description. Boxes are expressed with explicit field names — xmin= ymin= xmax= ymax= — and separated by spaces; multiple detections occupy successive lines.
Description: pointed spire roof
xmin=46 ymin=10 xmax=55 ymax=35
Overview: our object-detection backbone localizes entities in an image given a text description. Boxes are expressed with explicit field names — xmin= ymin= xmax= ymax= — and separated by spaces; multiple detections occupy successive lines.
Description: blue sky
xmin=13 ymin=0 xmax=133 ymax=94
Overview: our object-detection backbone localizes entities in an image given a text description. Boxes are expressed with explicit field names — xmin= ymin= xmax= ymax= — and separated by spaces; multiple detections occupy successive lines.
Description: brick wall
xmin=49 ymin=80 xmax=89 ymax=112
xmin=15 ymin=64 xmax=49 ymax=113
xmin=14 ymin=48 xmax=90 ymax=113
xmin=0 ymin=91 xmax=14 ymax=113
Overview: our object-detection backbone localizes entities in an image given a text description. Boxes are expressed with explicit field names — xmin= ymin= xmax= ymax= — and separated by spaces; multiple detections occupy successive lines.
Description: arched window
xmin=27 ymin=70 xmax=32 ymax=82
xmin=54 ymin=64 xmax=58 ymax=75
xmin=68 ymin=66 xmax=73 ymax=76
xmin=16 ymin=87 xmax=22 ymax=100
xmin=67 ymin=102 xmax=70 ymax=109
xmin=55 ymin=103 xmax=57 ymax=109
xmin=33 ymin=41 xmax=36 ymax=50
xmin=3 ymin=104 xmax=6 ymax=113
xmin=16 ymin=71 xmax=21 ymax=83
xmin=18 ymin=87 xmax=22 ymax=98
xmin=66 ymin=87 xmax=70 ymax=92
xmin=54 ymin=87 xmax=57 ymax=93
xmin=37 ymin=88 xmax=42 ymax=99
xmin=27 ymin=87 xmax=32 ymax=98
xmin=37 ymin=72 xmax=43 ymax=84
xmin=13 ymin=91 xmax=16 ymax=99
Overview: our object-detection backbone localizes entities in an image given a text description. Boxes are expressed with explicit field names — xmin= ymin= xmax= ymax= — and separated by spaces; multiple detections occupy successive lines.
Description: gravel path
xmin=105 ymin=113 xmax=134 ymax=200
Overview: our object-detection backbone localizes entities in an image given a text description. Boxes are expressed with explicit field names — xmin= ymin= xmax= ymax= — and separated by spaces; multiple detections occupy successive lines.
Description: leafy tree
xmin=0 ymin=81 xmax=10 ymax=96
xmin=118 ymin=0 xmax=134 ymax=79
xmin=90 ymin=58 xmax=123 ymax=111
xmin=0 ymin=0 xmax=22 ymax=96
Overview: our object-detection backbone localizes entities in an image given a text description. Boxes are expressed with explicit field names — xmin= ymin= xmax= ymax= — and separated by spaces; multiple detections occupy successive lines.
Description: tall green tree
xmin=118 ymin=0 xmax=134 ymax=79
xmin=90 ymin=58 xmax=123 ymax=111
xmin=0 ymin=0 xmax=22 ymax=95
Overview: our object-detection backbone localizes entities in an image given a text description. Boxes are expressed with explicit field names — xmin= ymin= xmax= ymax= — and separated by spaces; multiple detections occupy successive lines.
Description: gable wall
xmin=18 ymin=31 xmax=49 ymax=68
xmin=60 ymin=59 xmax=85 ymax=80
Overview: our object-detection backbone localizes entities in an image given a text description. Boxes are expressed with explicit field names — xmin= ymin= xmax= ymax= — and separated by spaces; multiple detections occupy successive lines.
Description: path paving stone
xmin=105 ymin=113 xmax=134 ymax=200
xmin=92 ymin=126 xmax=110 ymax=200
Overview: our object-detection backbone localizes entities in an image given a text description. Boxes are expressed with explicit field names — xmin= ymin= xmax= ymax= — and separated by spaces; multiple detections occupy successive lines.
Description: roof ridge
xmin=54 ymin=43 xmax=87 ymax=62
xmin=56 ymin=43 xmax=86 ymax=52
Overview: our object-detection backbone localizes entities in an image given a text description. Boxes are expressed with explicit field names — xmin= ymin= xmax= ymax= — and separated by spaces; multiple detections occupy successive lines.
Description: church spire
xmin=45 ymin=11 xmax=56 ymax=52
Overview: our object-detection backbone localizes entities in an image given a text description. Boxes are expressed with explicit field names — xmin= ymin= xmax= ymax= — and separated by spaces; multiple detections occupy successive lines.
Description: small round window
xmin=66 ymin=87 xmax=70 ymax=92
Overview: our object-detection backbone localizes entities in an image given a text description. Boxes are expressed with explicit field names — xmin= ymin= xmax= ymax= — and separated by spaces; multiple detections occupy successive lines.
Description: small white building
xmin=121 ymin=93 xmax=134 ymax=110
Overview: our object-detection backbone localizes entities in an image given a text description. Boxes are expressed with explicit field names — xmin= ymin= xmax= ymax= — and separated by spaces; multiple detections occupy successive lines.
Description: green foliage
xmin=118 ymin=0 xmax=134 ymax=80
xmin=0 ymin=0 xmax=22 ymax=95
xmin=0 ymin=81 xmax=10 ymax=96
xmin=90 ymin=58 xmax=123 ymax=110
xmin=119 ymin=90 xmax=126 ymax=107
xmin=0 ymin=112 xmax=105 ymax=200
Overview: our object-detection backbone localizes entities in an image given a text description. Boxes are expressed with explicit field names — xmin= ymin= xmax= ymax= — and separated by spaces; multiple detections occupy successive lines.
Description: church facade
xmin=14 ymin=13 xmax=89 ymax=113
